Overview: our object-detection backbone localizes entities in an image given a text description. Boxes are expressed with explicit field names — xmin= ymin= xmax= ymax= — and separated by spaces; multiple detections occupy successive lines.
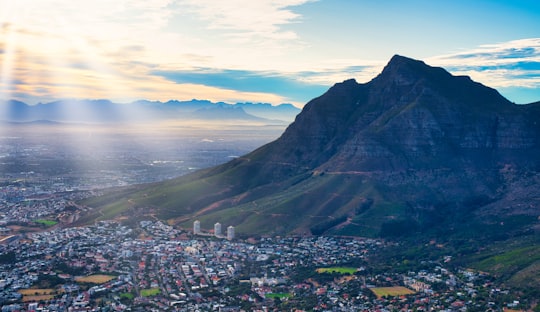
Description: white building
xmin=193 ymin=220 xmax=200 ymax=235
xmin=214 ymin=222 xmax=222 ymax=237
xmin=227 ymin=226 xmax=235 ymax=240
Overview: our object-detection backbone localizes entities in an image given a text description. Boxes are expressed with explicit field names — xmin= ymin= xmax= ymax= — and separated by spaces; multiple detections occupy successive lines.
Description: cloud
xmin=463 ymin=61 xmax=540 ymax=72
xmin=0 ymin=39 xmax=294 ymax=105
xmin=428 ymin=38 xmax=540 ymax=90
xmin=431 ymin=38 xmax=540 ymax=63
xmin=294 ymin=64 xmax=381 ymax=85
xmin=2 ymin=1 xmax=539 ymax=107
xmin=425 ymin=38 xmax=540 ymax=103
xmin=175 ymin=0 xmax=314 ymax=43
xmin=2 ymin=0 xmax=327 ymax=105
xmin=152 ymin=68 xmax=328 ymax=102
xmin=441 ymin=46 xmax=538 ymax=60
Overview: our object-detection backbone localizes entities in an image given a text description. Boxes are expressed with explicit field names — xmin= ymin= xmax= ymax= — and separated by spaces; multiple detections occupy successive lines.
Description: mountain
xmin=189 ymin=105 xmax=267 ymax=121
xmin=81 ymin=55 xmax=540 ymax=240
xmin=234 ymin=102 xmax=301 ymax=121
xmin=0 ymin=99 xmax=300 ymax=123
xmin=1 ymin=99 xmax=33 ymax=121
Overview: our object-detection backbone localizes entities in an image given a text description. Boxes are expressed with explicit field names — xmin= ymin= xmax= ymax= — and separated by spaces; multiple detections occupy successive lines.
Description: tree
xmin=0 ymin=251 xmax=16 ymax=264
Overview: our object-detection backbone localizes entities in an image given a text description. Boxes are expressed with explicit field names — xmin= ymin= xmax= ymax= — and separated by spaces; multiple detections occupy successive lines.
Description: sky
xmin=1 ymin=0 xmax=540 ymax=107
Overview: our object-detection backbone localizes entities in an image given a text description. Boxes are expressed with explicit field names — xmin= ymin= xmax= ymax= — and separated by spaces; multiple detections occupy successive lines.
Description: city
xmin=0 ymin=219 xmax=528 ymax=311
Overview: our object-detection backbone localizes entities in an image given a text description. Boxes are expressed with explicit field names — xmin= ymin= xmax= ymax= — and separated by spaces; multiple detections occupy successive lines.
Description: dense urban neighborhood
xmin=0 ymin=218 xmax=530 ymax=311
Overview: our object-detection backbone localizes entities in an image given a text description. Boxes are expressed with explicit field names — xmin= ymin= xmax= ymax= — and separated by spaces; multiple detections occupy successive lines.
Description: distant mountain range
xmin=81 ymin=55 xmax=540 ymax=288
xmin=0 ymin=99 xmax=300 ymax=124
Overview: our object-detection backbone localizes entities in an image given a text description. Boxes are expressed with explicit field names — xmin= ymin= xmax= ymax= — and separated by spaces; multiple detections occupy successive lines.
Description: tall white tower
xmin=214 ymin=222 xmax=222 ymax=237
xmin=227 ymin=226 xmax=235 ymax=240
xmin=193 ymin=220 xmax=200 ymax=235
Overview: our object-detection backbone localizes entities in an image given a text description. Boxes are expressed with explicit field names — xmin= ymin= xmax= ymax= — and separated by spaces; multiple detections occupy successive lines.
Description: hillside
xmin=83 ymin=55 xmax=538 ymax=235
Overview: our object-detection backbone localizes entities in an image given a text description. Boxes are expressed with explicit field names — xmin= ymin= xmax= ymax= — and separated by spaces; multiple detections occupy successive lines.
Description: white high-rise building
xmin=227 ymin=226 xmax=235 ymax=240
xmin=193 ymin=220 xmax=200 ymax=235
xmin=214 ymin=222 xmax=222 ymax=237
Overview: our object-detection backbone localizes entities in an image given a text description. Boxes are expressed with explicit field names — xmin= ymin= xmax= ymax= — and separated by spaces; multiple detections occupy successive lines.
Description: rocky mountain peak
xmin=274 ymin=55 xmax=538 ymax=175
xmin=372 ymin=54 xmax=512 ymax=112
xmin=373 ymin=55 xmax=436 ymax=86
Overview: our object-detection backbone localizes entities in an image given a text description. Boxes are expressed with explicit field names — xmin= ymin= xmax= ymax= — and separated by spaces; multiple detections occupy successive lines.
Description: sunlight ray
xmin=0 ymin=24 xmax=16 ymax=103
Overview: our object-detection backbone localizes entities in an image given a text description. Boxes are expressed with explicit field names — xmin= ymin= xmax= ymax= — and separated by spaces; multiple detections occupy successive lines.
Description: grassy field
xmin=141 ymin=288 xmax=161 ymax=297
xmin=265 ymin=293 xmax=292 ymax=299
xmin=370 ymin=286 xmax=415 ymax=298
xmin=120 ymin=292 xmax=135 ymax=300
xmin=34 ymin=219 xmax=58 ymax=226
xmin=316 ymin=267 xmax=357 ymax=274
xmin=75 ymin=274 xmax=116 ymax=284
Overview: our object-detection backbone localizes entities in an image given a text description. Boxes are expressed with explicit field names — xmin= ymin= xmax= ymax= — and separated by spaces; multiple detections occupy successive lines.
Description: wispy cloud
xmin=151 ymin=62 xmax=388 ymax=104
xmin=175 ymin=0 xmax=314 ymax=44
xmin=153 ymin=68 xmax=328 ymax=102
xmin=294 ymin=64 xmax=383 ymax=85
xmin=1 ymin=0 xmax=327 ymax=105
xmin=429 ymin=38 xmax=540 ymax=88
xmin=423 ymin=38 xmax=540 ymax=103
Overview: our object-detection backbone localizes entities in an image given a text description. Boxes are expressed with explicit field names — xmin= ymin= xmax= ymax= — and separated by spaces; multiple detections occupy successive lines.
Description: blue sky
xmin=1 ymin=0 xmax=539 ymax=106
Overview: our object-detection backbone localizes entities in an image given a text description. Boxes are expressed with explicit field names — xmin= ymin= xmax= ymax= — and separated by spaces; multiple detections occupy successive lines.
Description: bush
xmin=380 ymin=219 xmax=418 ymax=237
xmin=310 ymin=215 xmax=347 ymax=235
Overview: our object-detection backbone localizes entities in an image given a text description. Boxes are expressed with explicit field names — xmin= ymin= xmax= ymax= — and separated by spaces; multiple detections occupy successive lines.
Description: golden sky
xmin=1 ymin=0 xmax=540 ymax=106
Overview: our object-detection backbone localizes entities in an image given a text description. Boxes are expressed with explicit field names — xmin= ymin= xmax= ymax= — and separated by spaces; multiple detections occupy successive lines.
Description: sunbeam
xmin=0 ymin=24 xmax=17 ymax=103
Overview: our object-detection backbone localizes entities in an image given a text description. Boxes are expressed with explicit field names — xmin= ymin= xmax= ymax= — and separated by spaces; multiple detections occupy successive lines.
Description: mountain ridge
xmin=81 ymin=55 xmax=540 ymax=240
xmin=0 ymin=99 xmax=300 ymax=123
